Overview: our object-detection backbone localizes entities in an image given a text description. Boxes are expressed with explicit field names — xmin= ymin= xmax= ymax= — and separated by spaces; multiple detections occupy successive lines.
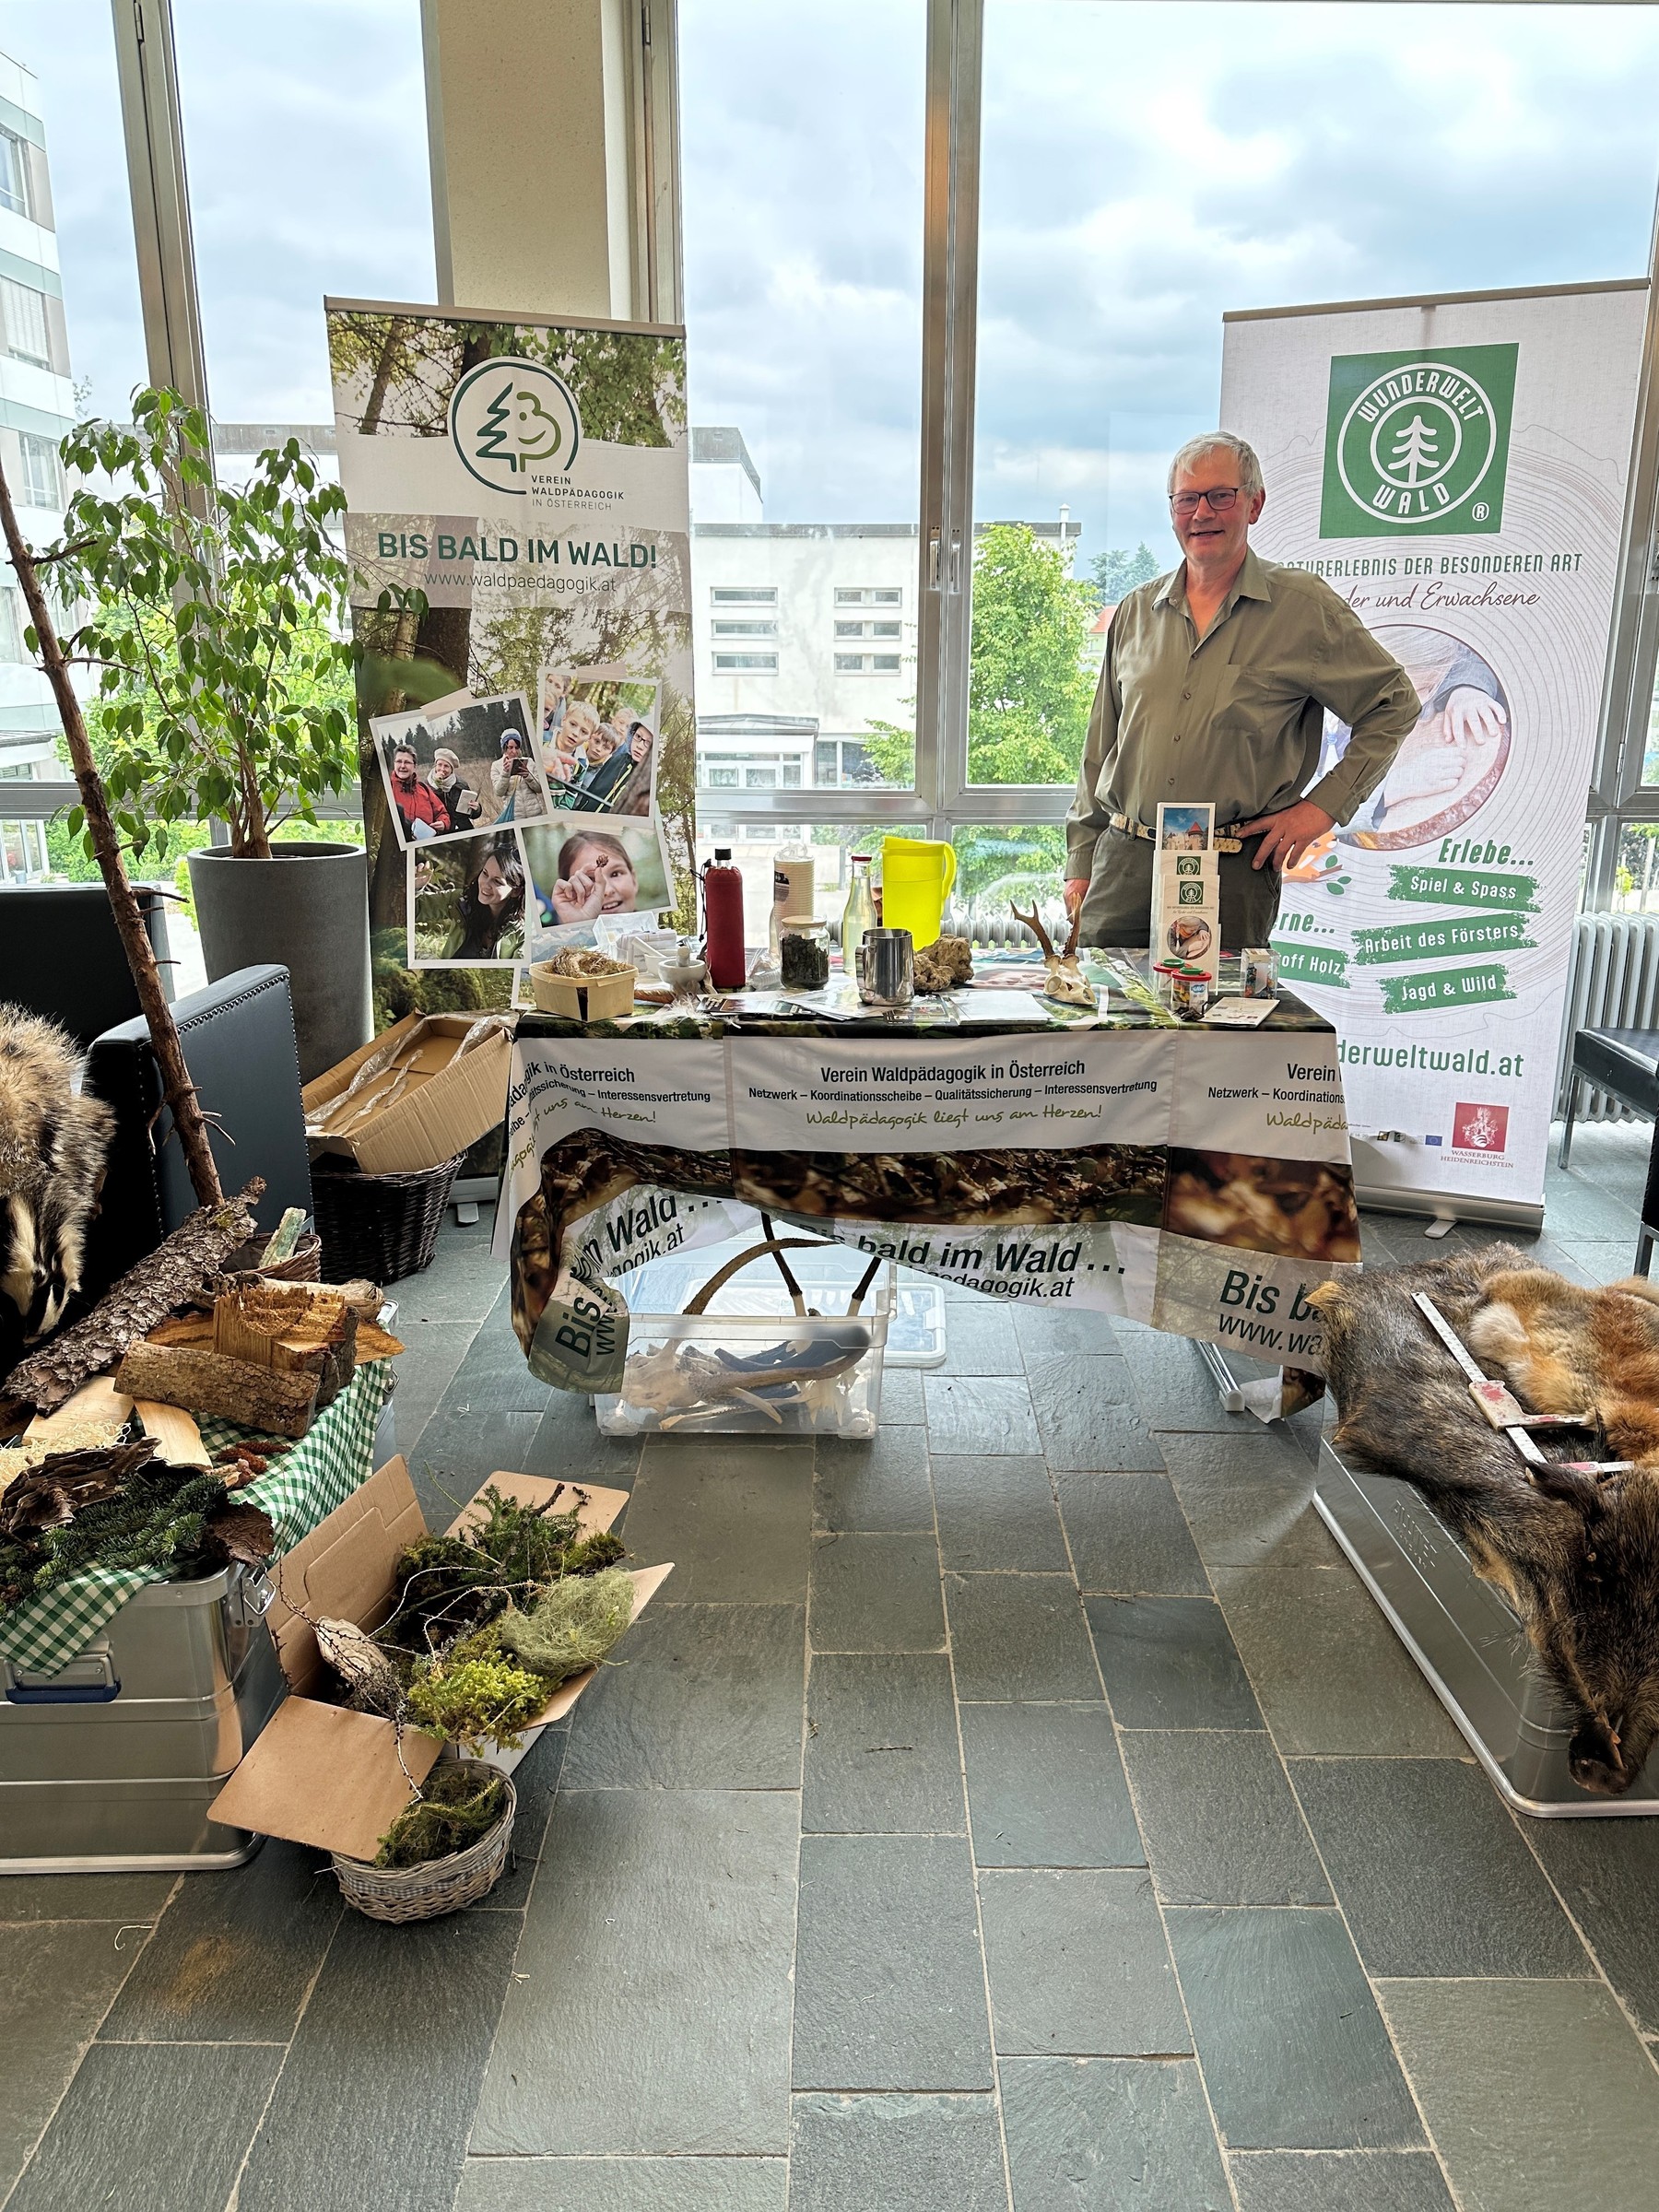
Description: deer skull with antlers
xmin=1009 ymin=900 xmax=1097 ymax=1008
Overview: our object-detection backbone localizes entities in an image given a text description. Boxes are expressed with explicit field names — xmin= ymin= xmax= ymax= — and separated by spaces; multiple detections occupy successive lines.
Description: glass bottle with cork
xmin=841 ymin=853 xmax=876 ymax=971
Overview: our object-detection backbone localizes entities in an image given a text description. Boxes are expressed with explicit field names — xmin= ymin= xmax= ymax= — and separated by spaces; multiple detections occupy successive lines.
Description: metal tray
xmin=1314 ymin=1441 xmax=1659 ymax=1818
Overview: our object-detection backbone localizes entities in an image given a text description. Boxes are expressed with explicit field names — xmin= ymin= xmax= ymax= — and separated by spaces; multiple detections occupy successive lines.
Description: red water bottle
xmin=702 ymin=848 xmax=747 ymax=989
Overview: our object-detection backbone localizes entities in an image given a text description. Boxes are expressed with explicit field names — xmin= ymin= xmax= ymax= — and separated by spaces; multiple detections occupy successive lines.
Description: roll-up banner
xmin=324 ymin=299 xmax=695 ymax=1015
xmin=1220 ymin=281 xmax=1649 ymax=1218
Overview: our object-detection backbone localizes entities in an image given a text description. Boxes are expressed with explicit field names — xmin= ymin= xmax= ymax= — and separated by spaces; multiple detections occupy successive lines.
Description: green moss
xmin=493 ymin=1566 xmax=636 ymax=1689
xmin=373 ymin=1762 xmax=507 ymax=1869
xmin=406 ymin=1650 xmax=548 ymax=1751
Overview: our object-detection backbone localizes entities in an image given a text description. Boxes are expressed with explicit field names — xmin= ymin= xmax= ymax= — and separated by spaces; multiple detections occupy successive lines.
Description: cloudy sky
xmin=6 ymin=1 xmax=1659 ymax=566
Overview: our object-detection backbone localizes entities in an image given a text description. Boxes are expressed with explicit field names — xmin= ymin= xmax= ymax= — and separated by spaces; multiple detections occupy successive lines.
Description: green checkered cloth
xmin=0 ymin=1360 xmax=394 ymax=1678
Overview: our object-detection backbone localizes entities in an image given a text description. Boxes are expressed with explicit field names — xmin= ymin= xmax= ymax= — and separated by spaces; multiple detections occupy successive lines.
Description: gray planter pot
xmin=188 ymin=841 xmax=371 ymax=1084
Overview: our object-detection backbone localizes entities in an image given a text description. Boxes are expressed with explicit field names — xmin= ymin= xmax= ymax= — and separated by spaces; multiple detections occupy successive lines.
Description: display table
xmin=496 ymin=961 xmax=1359 ymax=1395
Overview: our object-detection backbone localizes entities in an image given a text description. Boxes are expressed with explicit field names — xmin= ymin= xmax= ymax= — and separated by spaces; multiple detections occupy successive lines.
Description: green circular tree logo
xmin=1335 ymin=359 xmax=1500 ymax=528
xmin=450 ymin=358 xmax=582 ymax=496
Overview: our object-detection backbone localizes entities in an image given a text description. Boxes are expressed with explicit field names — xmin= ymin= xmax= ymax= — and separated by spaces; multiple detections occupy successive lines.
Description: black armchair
xmin=1559 ymin=1026 xmax=1659 ymax=1171
xmin=79 ymin=964 xmax=313 ymax=1297
xmin=0 ymin=880 xmax=174 ymax=1045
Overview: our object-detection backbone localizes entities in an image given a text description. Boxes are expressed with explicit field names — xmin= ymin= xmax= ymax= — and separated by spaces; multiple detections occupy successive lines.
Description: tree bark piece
xmin=0 ymin=1441 xmax=160 ymax=1538
xmin=0 ymin=454 xmax=223 ymax=1208
xmin=113 ymin=1341 xmax=319 ymax=1441
xmin=0 ymin=1181 xmax=263 ymax=1420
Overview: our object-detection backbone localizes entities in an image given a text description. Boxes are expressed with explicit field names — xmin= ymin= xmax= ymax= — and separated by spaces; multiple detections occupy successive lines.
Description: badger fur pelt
xmin=1312 ymin=1247 xmax=1659 ymax=1797
xmin=0 ymin=1005 xmax=114 ymax=1341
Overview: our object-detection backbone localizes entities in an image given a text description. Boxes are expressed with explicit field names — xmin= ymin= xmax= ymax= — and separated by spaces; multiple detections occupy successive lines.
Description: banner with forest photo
xmin=326 ymin=298 xmax=695 ymax=1024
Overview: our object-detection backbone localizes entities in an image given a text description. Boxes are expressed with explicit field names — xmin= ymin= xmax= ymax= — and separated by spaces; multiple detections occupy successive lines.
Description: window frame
xmin=688 ymin=0 xmax=1659 ymax=885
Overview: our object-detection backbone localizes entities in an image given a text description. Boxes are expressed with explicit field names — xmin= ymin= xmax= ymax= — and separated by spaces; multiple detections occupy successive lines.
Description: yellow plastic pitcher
xmin=881 ymin=837 xmax=958 ymax=947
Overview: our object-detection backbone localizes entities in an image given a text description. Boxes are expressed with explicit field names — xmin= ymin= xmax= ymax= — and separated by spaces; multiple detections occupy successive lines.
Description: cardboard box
xmin=302 ymin=1014 xmax=515 ymax=1177
xmin=208 ymin=1456 xmax=670 ymax=1862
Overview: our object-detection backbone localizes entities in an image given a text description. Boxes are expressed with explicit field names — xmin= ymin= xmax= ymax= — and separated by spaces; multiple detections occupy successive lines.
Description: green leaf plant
xmin=52 ymin=388 xmax=355 ymax=861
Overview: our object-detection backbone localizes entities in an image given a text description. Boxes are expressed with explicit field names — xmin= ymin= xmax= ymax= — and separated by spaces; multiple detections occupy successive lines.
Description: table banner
xmin=499 ymin=1027 xmax=1361 ymax=1392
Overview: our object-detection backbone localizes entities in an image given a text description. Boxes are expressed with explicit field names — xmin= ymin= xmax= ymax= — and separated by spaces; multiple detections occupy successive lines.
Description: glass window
xmin=712 ymin=618 xmax=778 ymax=637
xmin=0 ymin=125 xmax=30 ymax=217
xmin=0 ymin=585 xmax=22 ymax=662
xmin=17 ymin=429 xmax=60 ymax=508
xmin=971 ymin=0 xmax=1659 ymax=794
xmin=6 ymin=9 xmax=149 ymax=419
xmin=171 ymin=3 xmax=432 ymax=424
xmin=714 ymin=650 xmax=779 ymax=673
xmin=680 ymin=0 xmax=925 ymax=797
xmin=0 ymin=274 xmax=50 ymax=366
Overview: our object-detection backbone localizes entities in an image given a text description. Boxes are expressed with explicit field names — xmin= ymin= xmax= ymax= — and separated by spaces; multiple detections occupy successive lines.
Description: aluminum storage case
xmin=0 ymin=1563 xmax=286 ymax=1872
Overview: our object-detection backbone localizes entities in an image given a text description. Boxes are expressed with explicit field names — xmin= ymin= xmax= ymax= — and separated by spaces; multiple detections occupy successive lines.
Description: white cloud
xmin=1 ymin=0 xmax=432 ymax=420
xmin=683 ymin=0 xmax=1659 ymax=561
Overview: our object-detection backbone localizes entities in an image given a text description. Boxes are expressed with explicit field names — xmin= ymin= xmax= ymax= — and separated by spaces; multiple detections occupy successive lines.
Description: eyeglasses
xmin=1170 ymin=488 xmax=1241 ymax=517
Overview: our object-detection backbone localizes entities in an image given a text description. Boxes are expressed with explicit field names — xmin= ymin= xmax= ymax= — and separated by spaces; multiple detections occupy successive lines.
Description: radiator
xmin=1557 ymin=912 xmax=1659 ymax=1117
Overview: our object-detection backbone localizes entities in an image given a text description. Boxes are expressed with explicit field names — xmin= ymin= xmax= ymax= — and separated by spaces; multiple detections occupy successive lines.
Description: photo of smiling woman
xmin=520 ymin=818 xmax=673 ymax=958
xmin=407 ymin=830 xmax=527 ymax=967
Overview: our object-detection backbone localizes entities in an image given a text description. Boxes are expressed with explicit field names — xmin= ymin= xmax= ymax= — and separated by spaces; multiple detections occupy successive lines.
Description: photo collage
xmin=376 ymin=671 xmax=675 ymax=974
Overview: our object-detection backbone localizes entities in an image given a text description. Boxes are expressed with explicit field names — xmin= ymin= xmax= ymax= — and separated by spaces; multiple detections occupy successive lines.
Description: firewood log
xmin=112 ymin=1341 xmax=318 ymax=1440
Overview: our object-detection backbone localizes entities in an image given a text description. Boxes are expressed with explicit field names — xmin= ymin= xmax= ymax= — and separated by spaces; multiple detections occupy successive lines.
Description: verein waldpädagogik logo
xmin=1320 ymin=344 xmax=1517 ymax=539
xmin=449 ymin=357 xmax=582 ymax=496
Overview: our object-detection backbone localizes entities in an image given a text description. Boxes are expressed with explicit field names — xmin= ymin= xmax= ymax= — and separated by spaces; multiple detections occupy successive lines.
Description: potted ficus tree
xmin=52 ymin=388 xmax=368 ymax=1080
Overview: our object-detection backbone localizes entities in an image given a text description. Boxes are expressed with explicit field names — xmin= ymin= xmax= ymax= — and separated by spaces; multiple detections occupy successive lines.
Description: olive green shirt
xmin=1067 ymin=548 xmax=1420 ymax=877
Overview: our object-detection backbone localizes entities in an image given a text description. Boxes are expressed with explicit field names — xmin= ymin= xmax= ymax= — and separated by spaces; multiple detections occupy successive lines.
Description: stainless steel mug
xmin=856 ymin=927 xmax=914 ymax=1007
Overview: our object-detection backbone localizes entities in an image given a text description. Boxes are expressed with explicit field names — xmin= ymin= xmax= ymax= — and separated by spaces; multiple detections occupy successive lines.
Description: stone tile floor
xmin=6 ymin=1122 xmax=1659 ymax=2211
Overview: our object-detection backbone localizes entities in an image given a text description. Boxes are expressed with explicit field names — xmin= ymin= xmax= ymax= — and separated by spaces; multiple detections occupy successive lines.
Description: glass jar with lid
xmin=780 ymin=914 xmax=830 ymax=991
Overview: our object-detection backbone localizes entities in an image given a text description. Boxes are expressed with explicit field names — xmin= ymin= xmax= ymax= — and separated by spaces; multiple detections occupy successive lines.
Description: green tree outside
xmin=1088 ymin=541 xmax=1162 ymax=604
xmin=864 ymin=522 xmax=1098 ymax=900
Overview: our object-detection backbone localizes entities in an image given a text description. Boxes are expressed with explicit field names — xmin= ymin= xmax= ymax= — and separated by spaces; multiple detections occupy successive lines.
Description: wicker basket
xmin=312 ymin=1154 xmax=465 ymax=1285
xmin=218 ymin=1231 xmax=324 ymax=1285
xmin=331 ymin=1766 xmax=516 ymax=1924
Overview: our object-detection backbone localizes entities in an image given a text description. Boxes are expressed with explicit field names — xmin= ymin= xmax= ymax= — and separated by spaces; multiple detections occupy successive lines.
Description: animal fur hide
xmin=0 ymin=1180 xmax=263 ymax=1424
xmin=1312 ymin=1247 xmax=1659 ymax=1797
xmin=0 ymin=1005 xmax=114 ymax=1340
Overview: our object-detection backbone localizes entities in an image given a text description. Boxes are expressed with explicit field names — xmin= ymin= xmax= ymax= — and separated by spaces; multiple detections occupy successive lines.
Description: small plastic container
xmin=594 ymin=1241 xmax=894 ymax=1438
xmin=1241 ymin=946 xmax=1277 ymax=999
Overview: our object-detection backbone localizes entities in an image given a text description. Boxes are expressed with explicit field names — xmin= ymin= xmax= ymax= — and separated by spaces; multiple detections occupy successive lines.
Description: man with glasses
xmin=1065 ymin=431 xmax=1418 ymax=949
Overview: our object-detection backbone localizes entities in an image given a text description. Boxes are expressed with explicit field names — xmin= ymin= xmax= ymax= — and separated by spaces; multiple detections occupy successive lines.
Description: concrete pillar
xmin=421 ymin=0 xmax=640 ymax=321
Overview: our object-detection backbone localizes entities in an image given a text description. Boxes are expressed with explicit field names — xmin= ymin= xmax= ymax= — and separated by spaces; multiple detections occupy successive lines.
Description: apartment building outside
xmin=688 ymin=427 xmax=1078 ymax=912
xmin=0 ymin=47 xmax=72 ymax=881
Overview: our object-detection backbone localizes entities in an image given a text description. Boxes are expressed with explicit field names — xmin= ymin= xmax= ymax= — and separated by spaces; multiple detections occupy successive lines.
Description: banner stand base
xmin=1354 ymin=1182 xmax=1545 ymax=1236
xmin=1314 ymin=1442 xmax=1659 ymax=1817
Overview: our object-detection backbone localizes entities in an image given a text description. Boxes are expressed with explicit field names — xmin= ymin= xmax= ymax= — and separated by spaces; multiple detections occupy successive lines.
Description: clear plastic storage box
xmin=594 ymin=1237 xmax=894 ymax=1439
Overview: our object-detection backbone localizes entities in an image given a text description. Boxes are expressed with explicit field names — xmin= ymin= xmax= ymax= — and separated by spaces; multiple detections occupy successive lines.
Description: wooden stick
xmin=0 ymin=454 xmax=223 ymax=1209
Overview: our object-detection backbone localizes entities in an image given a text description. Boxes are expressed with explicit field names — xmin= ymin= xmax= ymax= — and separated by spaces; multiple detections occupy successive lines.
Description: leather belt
xmin=1109 ymin=811 xmax=1244 ymax=854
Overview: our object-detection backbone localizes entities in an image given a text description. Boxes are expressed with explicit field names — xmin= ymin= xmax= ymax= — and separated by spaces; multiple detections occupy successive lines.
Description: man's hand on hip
xmin=1064 ymin=877 xmax=1088 ymax=919
xmin=1234 ymin=799 xmax=1335 ymax=872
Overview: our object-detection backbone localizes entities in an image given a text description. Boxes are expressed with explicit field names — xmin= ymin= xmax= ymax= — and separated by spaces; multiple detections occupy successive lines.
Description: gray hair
xmin=1167 ymin=431 xmax=1264 ymax=501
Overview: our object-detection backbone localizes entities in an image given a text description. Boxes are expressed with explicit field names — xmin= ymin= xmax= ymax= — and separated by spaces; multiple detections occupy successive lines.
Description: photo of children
xmin=539 ymin=672 xmax=661 ymax=818
xmin=520 ymin=818 xmax=673 ymax=958
xmin=1157 ymin=802 xmax=1214 ymax=851
xmin=372 ymin=690 xmax=553 ymax=848
xmin=407 ymin=829 xmax=527 ymax=967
